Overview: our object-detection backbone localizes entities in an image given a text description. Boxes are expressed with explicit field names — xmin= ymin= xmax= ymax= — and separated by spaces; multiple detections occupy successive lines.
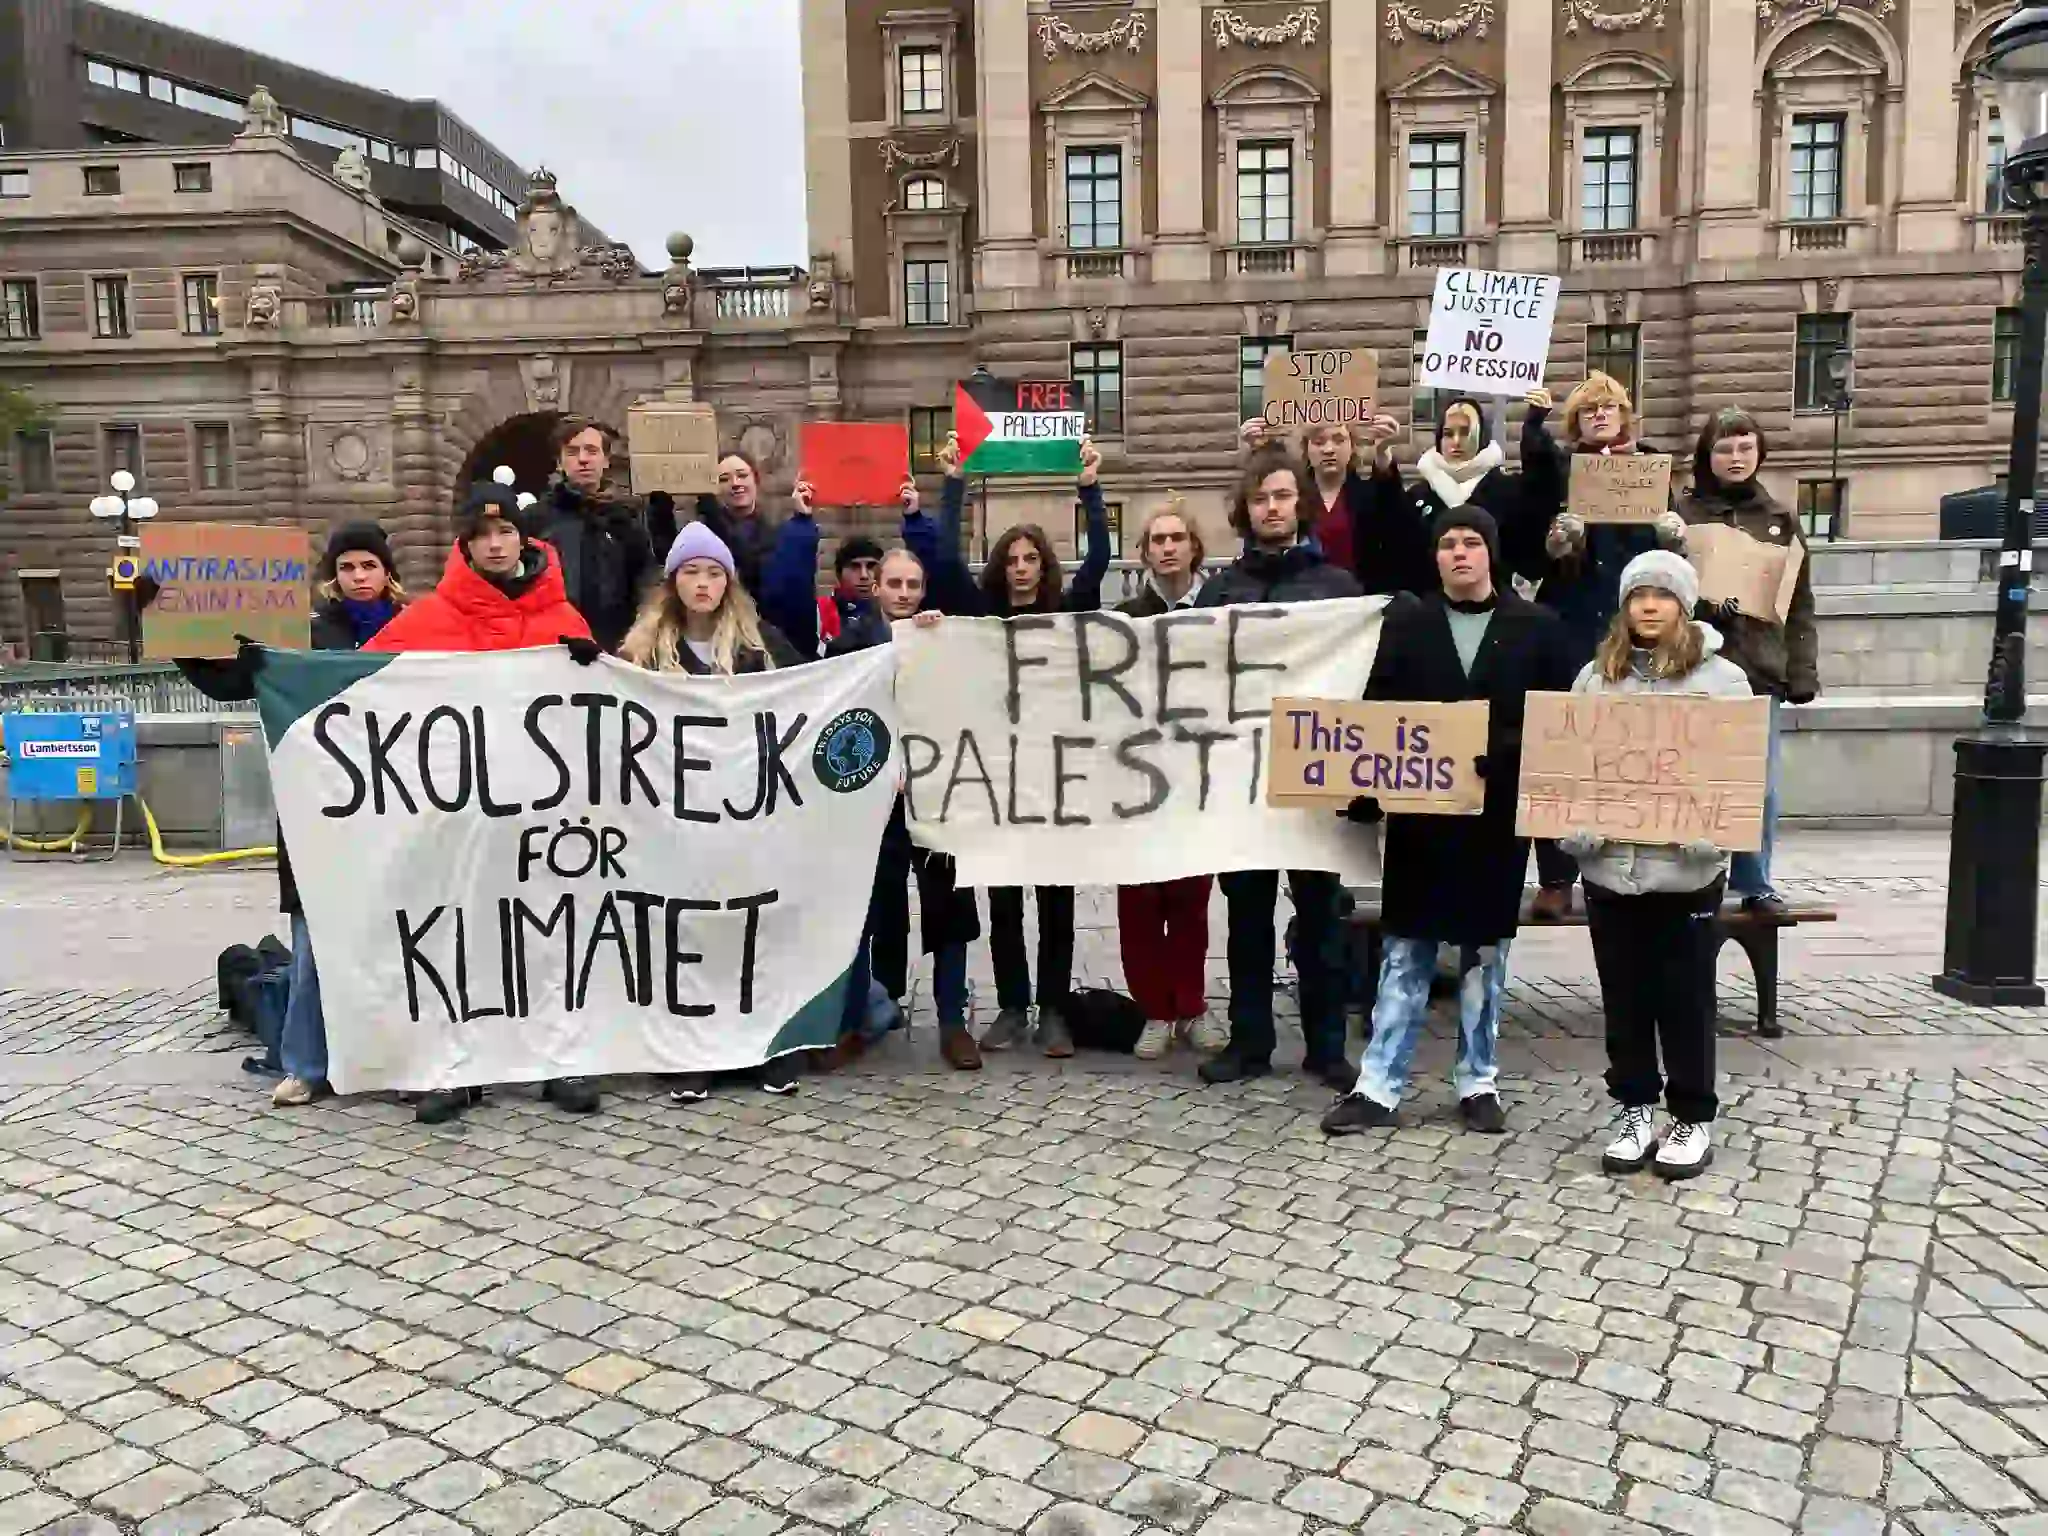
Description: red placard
xmin=798 ymin=422 xmax=911 ymax=508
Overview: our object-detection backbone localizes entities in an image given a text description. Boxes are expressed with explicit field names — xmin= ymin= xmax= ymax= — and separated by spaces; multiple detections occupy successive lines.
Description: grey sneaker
xmin=981 ymin=1008 xmax=1031 ymax=1051
xmin=1036 ymin=1006 xmax=1074 ymax=1058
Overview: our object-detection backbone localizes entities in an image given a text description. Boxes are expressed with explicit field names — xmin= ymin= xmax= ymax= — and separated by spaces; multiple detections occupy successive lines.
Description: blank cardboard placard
xmin=1267 ymin=697 xmax=1490 ymax=815
xmin=1569 ymin=452 xmax=1673 ymax=524
xmin=1261 ymin=349 xmax=1378 ymax=433
xmin=798 ymin=422 xmax=911 ymax=508
xmin=628 ymin=402 xmax=719 ymax=494
xmin=1687 ymin=521 xmax=1805 ymax=623
xmin=141 ymin=522 xmax=311 ymax=658
xmin=1515 ymin=690 xmax=1770 ymax=852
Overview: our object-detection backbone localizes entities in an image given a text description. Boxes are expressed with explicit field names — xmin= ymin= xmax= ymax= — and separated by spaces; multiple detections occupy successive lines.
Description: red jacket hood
xmin=366 ymin=539 xmax=593 ymax=654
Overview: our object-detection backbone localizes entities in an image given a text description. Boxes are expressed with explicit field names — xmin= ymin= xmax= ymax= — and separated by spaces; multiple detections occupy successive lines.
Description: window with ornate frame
xmin=880 ymin=8 xmax=959 ymax=128
xmin=1214 ymin=67 xmax=1320 ymax=270
xmin=1041 ymin=72 xmax=1148 ymax=278
xmin=1559 ymin=53 xmax=1670 ymax=262
xmin=1386 ymin=60 xmax=1495 ymax=261
xmin=1760 ymin=24 xmax=1893 ymax=256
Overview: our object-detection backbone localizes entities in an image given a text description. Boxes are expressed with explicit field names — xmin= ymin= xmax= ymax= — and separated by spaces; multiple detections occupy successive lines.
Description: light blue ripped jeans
xmin=1354 ymin=937 xmax=1512 ymax=1110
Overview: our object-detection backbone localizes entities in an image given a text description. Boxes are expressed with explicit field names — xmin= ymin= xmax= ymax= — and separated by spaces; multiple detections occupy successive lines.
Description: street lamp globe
xmin=127 ymin=496 xmax=159 ymax=520
xmin=87 ymin=495 xmax=121 ymax=519
xmin=1986 ymin=7 xmax=2048 ymax=205
xmin=108 ymin=469 xmax=136 ymax=495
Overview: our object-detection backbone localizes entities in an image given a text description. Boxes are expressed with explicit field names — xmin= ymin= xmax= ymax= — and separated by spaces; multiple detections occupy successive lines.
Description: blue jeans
xmin=282 ymin=912 xmax=328 ymax=1084
xmin=1355 ymin=936 xmax=1511 ymax=1109
xmin=841 ymin=934 xmax=968 ymax=1039
xmin=1729 ymin=697 xmax=1782 ymax=898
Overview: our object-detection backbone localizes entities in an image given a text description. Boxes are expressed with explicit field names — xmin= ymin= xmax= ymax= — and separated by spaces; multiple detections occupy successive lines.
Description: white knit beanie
xmin=1618 ymin=549 xmax=1700 ymax=615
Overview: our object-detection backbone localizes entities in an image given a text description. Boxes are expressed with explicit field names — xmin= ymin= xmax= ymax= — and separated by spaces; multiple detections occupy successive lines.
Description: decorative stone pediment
xmin=1039 ymin=71 xmax=1153 ymax=115
xmin=1770 ymin=38 xmax=1885 ymax=83
xmin=1211 ymin=64 xmax=1322 ymax=109
xmin=1386 ymin=59 xmax=1500 ymax=103
xmin=1560 ymin=52 xmax=1676 ymax=96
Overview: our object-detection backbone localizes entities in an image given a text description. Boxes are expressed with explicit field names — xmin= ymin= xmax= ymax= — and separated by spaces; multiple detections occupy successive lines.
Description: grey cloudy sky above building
xmin=120 ymin=0 xmax=808 ymax=270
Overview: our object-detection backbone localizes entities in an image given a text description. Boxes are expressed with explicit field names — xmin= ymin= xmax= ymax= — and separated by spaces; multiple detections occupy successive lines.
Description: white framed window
xmin=1988 ymin=109 xmax=2012 ymax=215
xmin=182 ymin=274 xmax=220 ymax=336
xmin=1237 ymin=142 xmax=1293 ymax=244
xmin=905 ymin=256 xmax=950 ymax=326
xmin=1386 ymin=60 xmax=1496 ymax=259
xmin=903 ymin=175 xmax=946 ymax=212
xmin=1407 ymin=136 xmax=1463 ymax=237
xmin=1788 ymin=114 xmax=1845 ymax=221
xmin=1761 ymin=31 xmax=1886 ymax=254
xmin=1066 ymin=147 xmax=1121 ymax=250
xmin=1214 ymin=66 xmax=1320 ymax=267
xmin=900 ymin=46 xmax=945 ymax=116
xmin=92 ymin=276 xmax=130 ymax=338
xmin=1 ymin=279 xmax=37 ymax=341
xmin=1581 ymin=128 xmax=1638 ymax=232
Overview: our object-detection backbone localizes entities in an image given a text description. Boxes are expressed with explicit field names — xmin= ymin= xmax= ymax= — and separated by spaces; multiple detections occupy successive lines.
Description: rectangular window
xmin=900 ymin=46 xmax=944 ymax=115
xmin=1585 ymin=324 xmax=1641 ymax=403
xmin=182 ymin=274 xmax=220 ymax=336
xmin=1581 ymin=127 xmax=1639 ymax=233
xmin=172 ymin=82 xmax=244 ymax=121
xmin=1239 ymin=334 xmax=1293 ymax=424
xmin=909 ymin=406 xmax=950 ymax=473
xmin=19 ymin=573 xmax=64 ymax=644
xmin=82 ymin=165 xmax=120 ymax=196
xmin=1411 ymin=330 xmax=1439 ymax=426
xmin=195 ymin=424 xmax=232 ymax=490
xmin=1071 ymin=342 xmax=1124 ymax=437
xmin=103 ymin=425 xmax=141 ymax=483
xmin=1 ymin=279 xmax=37 ymax=340
xmin=1797 ymin=479 xmax=1844 ymax=541
xmin=0 ymin=169 xmax=27 ymax=198
xmin=92 ymin=276 xmax=130 ymax=338
xmin=1077 ymin=499 xmax=1124 ymax=557
xmin=173 ymin=162 xmax=212 ymax=194
xmin=1065 ymin=146 xmax=1122 ymax=251
xmin=86 ymin=60 xmax=116 ymax=88
xmin=1988 ymin=112 xmax=2012 ymax=214
xmin=1789 ymin=114 xmax=1845 ymax=221
xmin=15 ymin=431 xmax=54 ymax=493
xmin=1794 ymin=312 xmax=1851 ymax=411
xmin=904 ymin=258 xmax=950 ymax=326
xmin=148 ymin=75 xmax=172 ymax=102
xmin=1407 ymin=135 xmax=1465 ymax=238
xmin=1994 ymin=306 xmax=2024 ymax=404
xmin=1236 ymin=141 xmax=1293 ymax=245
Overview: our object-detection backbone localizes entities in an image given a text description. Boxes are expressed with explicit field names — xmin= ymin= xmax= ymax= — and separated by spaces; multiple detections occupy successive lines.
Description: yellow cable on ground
xmin=0 ymin=804 xmax=91 ymax=852
xmin=139 ymin=797 xmax=275 ymax=865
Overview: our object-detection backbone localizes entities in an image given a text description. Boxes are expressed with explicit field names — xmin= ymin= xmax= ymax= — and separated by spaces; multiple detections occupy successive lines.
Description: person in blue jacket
xmin=757 ymin=481 xmax=892 ymax=660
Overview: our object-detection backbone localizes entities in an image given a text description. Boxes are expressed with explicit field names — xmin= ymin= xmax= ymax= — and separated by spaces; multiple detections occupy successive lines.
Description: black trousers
xmin=1585 ymin=877 xmax=1724 ymax=1123
xmin=989 ymin=886 xmax=1075 ymax=1012
xmin=1535 ymin=838 xmax=1579 ymax=891
xmin=1218 ymin=868 xmax=1347 ymax=1068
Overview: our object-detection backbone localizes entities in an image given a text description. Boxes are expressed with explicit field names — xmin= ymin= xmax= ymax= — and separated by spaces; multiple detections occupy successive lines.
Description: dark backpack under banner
xmin=1063 ymin=988 xmax=1145 ymax=1054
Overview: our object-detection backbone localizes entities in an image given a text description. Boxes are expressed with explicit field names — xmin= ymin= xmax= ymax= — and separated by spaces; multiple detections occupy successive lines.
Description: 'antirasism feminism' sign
xmin=894 ymin=598 xmax=1389 ymax=887
xmin=256 ymin=645 xmax=899 ymax=1093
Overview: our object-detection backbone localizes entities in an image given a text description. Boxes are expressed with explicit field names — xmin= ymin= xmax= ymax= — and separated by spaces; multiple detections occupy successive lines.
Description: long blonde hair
xmin=1594 ymin=606 xmax=1705 ymax=683
xmin=620 ymin=569 xmax=775 ymax=675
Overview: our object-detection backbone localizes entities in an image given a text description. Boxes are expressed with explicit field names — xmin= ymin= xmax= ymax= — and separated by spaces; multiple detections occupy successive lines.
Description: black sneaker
xmin=667 ymin=1075 xmax=711 ymax=1104
xmin=1322 ymin=1094 xmax=1398 ymax=1135
xmin=1305 ymin=1057 xmax=1356 ymax=1094
xmin=1460 ymin=1092 xmax=1508 ymax=1134
xmin=1198 ymin=1050 xmax=1272 ymax=1085
xmin=415 ymin=1090 xmax=467 ymax=1125
xmin=542 ymin=1077 xmax=600 ymax=1114
xmin=759 ymin=1057 xmax=800 ymax=1096
xmin=1741 ymin=891 xmax=1790 ymax=919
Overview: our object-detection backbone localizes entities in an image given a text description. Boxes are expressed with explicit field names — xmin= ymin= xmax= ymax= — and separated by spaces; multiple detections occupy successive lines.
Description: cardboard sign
xmin=1261 ymin=349 xmax=1378 ymax=433
xmin=627 ymin=402 xmax=719 ymax=494
xmin=1688 ymin=522 xmax=1805 ymax=623
xmin=141 ymin=523 xmax=310 ymax=658
xmin=1569 ymin=453 xmax=1674 ymax=525
xmin=798 ymin=422 xmax=911 ymax=507
xmin=1515 ymin=691 xmax=1769 ymax=852
xmin=1417 ymin=268 xmax=1561 ymax=396
xmin=1266 ymin=697 xmax=1489 ymax=815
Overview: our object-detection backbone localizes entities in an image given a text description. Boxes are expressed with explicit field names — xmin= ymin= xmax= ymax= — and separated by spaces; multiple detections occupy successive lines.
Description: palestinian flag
xmin=955 ymin=376 xmax=1087 ymax=477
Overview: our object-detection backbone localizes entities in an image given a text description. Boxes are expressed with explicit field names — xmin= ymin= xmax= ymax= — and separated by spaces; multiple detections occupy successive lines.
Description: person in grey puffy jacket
xmin=1560 ymin=550 xmax=1751 ymax=1186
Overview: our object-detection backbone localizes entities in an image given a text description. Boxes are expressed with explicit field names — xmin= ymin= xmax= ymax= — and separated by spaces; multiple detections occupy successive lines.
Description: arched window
xmin=903 ymin=175 xmax=945 ymax=212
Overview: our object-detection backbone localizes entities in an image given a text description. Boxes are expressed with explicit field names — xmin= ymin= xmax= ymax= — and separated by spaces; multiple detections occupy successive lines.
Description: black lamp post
xmin=89 ymin=470 xmax=158 ymax=666
xmin=1936 ymin=6 xmax=2048 ymax=1005
xmin=1825 ymin=346 xmax=1853 ymax=537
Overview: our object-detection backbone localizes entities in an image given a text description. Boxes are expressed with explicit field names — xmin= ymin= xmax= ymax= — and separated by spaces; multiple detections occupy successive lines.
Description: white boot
xmin=1185 ymin=1012 xmax=1230 ymax=1054
xmin=1133 ymin=1020 xmax=1173 ymax=1060
xmin=1653 ymin=1120 xmax=1712 ymax=1181
xmin=1601 ymin=1105 xmax=1658 ymax=1174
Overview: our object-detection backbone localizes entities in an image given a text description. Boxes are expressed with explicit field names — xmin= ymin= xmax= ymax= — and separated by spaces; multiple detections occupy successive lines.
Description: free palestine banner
xmin=255 ymin=645 xmax=900 ymax=1093
xmin=894 ymin=598 xmax=1389 ymax=887
xmin=955 ymin=376 xmax=1087 ymax=476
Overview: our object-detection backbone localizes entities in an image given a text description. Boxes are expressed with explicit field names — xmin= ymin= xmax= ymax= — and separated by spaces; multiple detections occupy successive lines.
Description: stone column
xmin=1322 ymin=0 xmax=1381 ymax=275
xmin=1151 ymin=0 xmax=1211 ymax=282
xmin=1495 ymin=0 xmax=1557 ymax=269
xmin=975 ymin=0 xmax=1039 ymax=289
xmin=1896 ymin=0 xmax=1962 ymax=252
xmin=800 ymin=0 xmax=855 ymax=276
xmin=1695 ymin=0 xmax=1765 ymax=261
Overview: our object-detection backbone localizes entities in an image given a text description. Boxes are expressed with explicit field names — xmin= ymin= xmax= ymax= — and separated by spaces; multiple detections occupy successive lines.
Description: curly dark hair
xmin=980 ymin=523 xmax=1065 ymax=614
xmin=1229 ymin=445 xmax=1314 ymax=541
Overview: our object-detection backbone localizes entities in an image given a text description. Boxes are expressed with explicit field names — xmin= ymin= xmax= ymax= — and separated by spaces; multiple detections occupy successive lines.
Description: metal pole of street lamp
xmin=1826 ymin=348 xmax=1852 ymax=534
xmin=90 ymin=470 xmax=158 ymax=666
xmin=1935 ymin=7 xmax=2048 ymax=1005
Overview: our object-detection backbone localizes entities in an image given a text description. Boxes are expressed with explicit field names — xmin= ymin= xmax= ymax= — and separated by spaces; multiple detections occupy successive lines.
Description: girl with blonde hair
xmin=620 ymin=522 xmax=799 ymax=677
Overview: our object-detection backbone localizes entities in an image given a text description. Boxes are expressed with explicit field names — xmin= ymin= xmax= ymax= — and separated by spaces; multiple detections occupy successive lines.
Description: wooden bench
xmin=1343 ymin=896 xmax=1839 ymax=1039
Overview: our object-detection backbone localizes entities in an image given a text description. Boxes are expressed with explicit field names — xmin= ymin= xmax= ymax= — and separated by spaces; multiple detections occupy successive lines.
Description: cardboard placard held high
xmin=1569 ymin=453 xmax=1673 ymax=524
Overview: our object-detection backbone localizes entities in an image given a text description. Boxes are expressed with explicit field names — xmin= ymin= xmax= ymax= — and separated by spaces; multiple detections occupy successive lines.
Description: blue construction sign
xmin=2 ymin=711 xmax=138 ymax=801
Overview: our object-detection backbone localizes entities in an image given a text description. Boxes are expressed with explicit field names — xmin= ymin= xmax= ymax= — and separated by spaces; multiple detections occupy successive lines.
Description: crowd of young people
xmin=219 ymin=388 xmax=1817 ymax=1178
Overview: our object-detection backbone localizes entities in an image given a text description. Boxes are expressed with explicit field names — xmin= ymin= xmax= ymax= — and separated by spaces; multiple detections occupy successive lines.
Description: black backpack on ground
xmin=1064 ymin=988 xmax=1146 ymax=1054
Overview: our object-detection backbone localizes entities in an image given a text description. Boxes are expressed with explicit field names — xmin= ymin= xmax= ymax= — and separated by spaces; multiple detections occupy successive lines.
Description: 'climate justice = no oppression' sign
xmin=1417 ymin=267 xmax=1562 ymax=398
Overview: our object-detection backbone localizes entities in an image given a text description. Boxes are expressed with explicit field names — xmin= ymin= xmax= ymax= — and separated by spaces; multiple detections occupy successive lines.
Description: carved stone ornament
xmin=331 ymin=146 xmax=372 ymax=192
xmin=1035 ymin=12 xmax=1148 ymax=60
xmin=1818 ymin=276 xmax=1841 ymax=311
xmin=1604 ymin=291 xmax=1628 ymax=322
xmin=1257 ymin=301 xmax=1281 ymax=335
xmin=308 ymin=424 xmax=392 ymax=487
xmin=1755 ymin=0 xmax=1896 ymax=23
xmin=238 ymin=84 xmax=286 ymax=138
xmin=879 ymin=138 xmax=963 ymax=172
xmin=244 ymin=283 xmax=281 ymax=328
xmin=522 ymin=355 xmax=568 ymax=414
xmin=1212 ymin=6 xmax=1323 ymax=47
xmin=1562 ymin=0 xmax=1667 ymax=33
xmin=1386 ymin=1 xmax=1496 ymax=42
xmin=1087 ymin=308 xmax=1109 ymax=339
xmin=457 ymin=168 xmax=638 ymax=286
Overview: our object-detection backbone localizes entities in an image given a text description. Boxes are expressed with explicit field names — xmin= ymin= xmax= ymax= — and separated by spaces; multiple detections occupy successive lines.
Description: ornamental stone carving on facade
xmin=244 ymin=282 xmax=281 ymax=328
xmin=237 ymin=84 xmax=285 ymax=138
xmin=1562 ymin=0 xmax=1667 ymax=34
xmin=1035 ymin=12 xmax=1147 ymax=60
xmin=879 ymin=138 xmax=963 ymax=172
xmin=455 ymin=168 xmax=638 ymax=286
xmin=1210 ymin=7 xmax=1323 ymax=48
xmin=1756 ymin=0 xmax=1897 ymax=23
xmin=1386 ymin=2 xmax=1495 ymax=42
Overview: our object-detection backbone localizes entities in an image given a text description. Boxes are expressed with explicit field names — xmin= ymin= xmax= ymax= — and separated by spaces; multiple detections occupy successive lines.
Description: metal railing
xmin=0 ymin=662 xmax=249 ymax=716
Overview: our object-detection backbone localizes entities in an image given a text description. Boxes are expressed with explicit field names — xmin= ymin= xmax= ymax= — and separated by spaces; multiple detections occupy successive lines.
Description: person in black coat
xmin=1361 ymin=397 xmax=1529 ymax=565
xmin=531 ymin=418 xmax=658 ymax=654
xmin=1323 ymin=503 xmax=1576 ymax=1137
xmin=1195 ymin=445 xmax=1364 ymax=1091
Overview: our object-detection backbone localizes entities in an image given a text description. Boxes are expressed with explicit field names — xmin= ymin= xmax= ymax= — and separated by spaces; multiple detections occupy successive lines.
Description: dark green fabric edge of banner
xmin=764 ymin=963 xmax=854 ymax=1059
xmin=254 ymin=647 xmax=396 ymax=751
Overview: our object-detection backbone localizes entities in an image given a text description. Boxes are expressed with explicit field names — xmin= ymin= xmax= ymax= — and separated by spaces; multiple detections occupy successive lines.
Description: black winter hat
xmin=835 ymin=536 xmax=886 ymax=574
xmin=458 ymin=482 xmax=529 ymax=544
xmin=1429 ymin=504 xmax=1500 ymax=578
xmin=321 ymin=521 xmax=394 ymax=578
xmin=1436 ymin=396 xmax=1492 ymax=448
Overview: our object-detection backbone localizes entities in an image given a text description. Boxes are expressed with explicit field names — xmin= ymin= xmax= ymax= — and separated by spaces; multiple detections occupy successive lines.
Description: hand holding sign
xmin=1261 ymin=349 xmax=1379 ymax=433
xmin=798 ymin=422 xmax=912 ymax=508
xmin=1267 ymin=698 xmax=1490 ymax=815
xmin=1418 ymin=268 xmax=1562 ymax=397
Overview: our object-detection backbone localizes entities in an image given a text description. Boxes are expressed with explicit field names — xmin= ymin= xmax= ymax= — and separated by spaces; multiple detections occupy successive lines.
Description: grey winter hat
xmin=1618 ymin=549 xmax=1700 ymax=616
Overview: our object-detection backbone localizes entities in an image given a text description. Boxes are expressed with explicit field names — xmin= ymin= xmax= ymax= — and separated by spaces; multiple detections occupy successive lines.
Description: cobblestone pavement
xmin=2 ymin=833 xmax=2048 ymax=1533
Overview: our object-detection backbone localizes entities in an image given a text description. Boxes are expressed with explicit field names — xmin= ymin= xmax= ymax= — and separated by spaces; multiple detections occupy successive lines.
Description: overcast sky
xmin=119 ymin=0 xmax=808 ymax=270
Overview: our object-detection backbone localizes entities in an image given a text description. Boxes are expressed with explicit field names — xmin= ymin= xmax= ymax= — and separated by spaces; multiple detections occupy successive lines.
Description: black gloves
xmin=1787 ymin=687 xmax=1816 ymax=706
xmin=561 ymin=636 xmax=602 ymax=666
xmin=646 ymin=491 xmax=674 ymax=519
xmin=1696 ymin=597 xmax=1741 ymax=626
xmin=1472 ymin=755 xmax=1491 ymax=781
xmin=132 ymin=574 xmax=160 ymax=611
xmin=1344 ymin=797 xmax=1384 ymax=825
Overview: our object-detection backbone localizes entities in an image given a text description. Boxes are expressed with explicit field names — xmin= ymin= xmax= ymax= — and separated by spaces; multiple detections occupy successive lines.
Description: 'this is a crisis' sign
xmin=955 ymin=377 xmax=1087 ymax=476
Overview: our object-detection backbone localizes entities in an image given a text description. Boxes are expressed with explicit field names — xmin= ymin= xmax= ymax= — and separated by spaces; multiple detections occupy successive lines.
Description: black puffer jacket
xmin=1195 ymin=543 xmax=1363 ymax=608
xmin=691 ymin=493 xmax=780 ymax=595
xmin=533 ymin=481 xmax=657 ymax=654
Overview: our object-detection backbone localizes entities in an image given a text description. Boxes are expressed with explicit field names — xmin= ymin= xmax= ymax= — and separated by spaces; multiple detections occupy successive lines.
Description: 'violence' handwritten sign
xmin=1261 ymin=349 xmax=1378 ymax=432
xmin=142 ymin=522 xmax=310 ymax=658
xmin=1569 ymin=453 xmax=1673 ymax=525
xmin=1515 ymin=691 xmax=1768 ymax=851
xmin=1266 ymin=698 xmax=1489 ymax=815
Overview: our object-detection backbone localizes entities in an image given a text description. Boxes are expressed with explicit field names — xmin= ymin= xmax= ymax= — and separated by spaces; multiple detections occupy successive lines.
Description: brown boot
xmin=820 ymin=1034 xmax=868 ymax=1072
xmin=940 ymin=1026 xmax=983 ymax=1071
xmin=1530 ymin=885 xmax=1574 ymax=923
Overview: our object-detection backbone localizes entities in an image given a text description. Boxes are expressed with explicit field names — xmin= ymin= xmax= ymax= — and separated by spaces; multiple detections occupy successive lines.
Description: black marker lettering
xmin=1073 ymin=613 xmax=1142 ymax=722
xmin=525 ymin=696 xmax=571 ymax=812
xmin=314 ymin=703 xmax=366 ymax=817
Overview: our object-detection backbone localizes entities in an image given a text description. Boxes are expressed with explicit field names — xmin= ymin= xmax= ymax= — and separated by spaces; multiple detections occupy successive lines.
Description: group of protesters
xmin=213 ymin=372 xmax=1817 ymax=1182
